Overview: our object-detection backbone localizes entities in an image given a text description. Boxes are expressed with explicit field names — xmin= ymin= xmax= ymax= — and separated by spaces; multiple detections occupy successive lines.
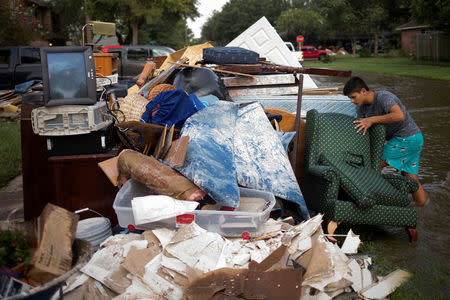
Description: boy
xmin=343 ymin=76 xmax=428 ymax=207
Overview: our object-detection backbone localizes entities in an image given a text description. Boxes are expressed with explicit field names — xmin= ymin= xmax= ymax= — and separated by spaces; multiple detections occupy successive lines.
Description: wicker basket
xmin=119 ymin=93 xmax=149 ymax=122
xmin=147 ymin=83 xmax=176 ymax=101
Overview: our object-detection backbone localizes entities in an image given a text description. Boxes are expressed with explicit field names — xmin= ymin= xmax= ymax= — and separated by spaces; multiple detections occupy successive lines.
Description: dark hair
xmin=343 ymin=77 xmax=369 ymax=96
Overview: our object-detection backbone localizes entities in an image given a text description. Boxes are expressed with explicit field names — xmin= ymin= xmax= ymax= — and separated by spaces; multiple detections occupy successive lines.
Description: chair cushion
xmin=319 ymin=153 xmax=407 ymax=208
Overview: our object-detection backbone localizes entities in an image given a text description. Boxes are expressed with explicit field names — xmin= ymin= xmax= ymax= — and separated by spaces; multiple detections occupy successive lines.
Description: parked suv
xmin=300 ymin=46 xmax=328 ymax=60
xmin=0 ymin=46 xmax=42 ymax=90
xmin=101 ymin=45 xmax=175 ymax=79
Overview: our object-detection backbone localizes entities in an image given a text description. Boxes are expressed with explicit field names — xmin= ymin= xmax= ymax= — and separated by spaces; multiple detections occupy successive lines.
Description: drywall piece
xmin=347 ymin=259 xmax=363 ymax=292
xmin=165 ymin=223 xmax=226 ymax=273
xmin=142 ymin=254 xmax=183 ymax=300
xmin=227 ymin=16 xmax=317 ymax=90
xmin=302 ymin=234 xmax=352 ymax=292
xmin=122 ymin=246 xmax=160 ymax=278
xmin=152 ymin=228 xmax=176 ymax=249
xmin=115 ymin=276 xmax=159 ymax=300
xmin=341 ymin=229 xmax=361 ymax=254
xmin=360 ymin=269 xmax=412 ymax=299
xmin=100 ymin=232 xmax=143 ymax=248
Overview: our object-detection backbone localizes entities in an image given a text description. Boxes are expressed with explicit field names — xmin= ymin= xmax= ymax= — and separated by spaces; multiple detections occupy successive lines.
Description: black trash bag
xmin=173 ymin=67 xmax=228 ymax=100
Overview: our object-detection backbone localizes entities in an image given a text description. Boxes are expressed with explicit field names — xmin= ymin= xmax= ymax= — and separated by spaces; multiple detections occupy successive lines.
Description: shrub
xmin=0 ymin=1 xmax=43 ymax=46
xmin=321 ymin=55 xmax=336 ymax=63
xmin=358 ymin=47 xmax=372 ymax=58
xmin=0 ymin=230 xmax=29 ymax=268
xmin=381 ymin=48 xmax=407 ymax=58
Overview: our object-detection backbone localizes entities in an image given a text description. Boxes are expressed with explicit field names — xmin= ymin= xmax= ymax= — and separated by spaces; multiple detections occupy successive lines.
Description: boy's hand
xmin=354 ymin=118 xmax=373 ymax=135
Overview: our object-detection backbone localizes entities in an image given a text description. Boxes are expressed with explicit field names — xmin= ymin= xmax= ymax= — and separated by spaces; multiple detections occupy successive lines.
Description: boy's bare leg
xmin=403 ymin=172 xmax=428 ymax=206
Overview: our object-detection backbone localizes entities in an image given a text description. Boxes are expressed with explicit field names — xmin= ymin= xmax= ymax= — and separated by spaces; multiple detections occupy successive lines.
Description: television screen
xmin=41 ymin=46 xmax=97 ymax=106
xmin=47 ymin=52 xmax=88 ymax=100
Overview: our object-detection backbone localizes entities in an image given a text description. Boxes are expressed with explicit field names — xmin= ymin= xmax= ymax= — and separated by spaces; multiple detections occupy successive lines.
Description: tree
xmin=275 ymin=8 xmax=326 ymax=45
xmin=201 ymin=0 xmax=291 ymax=46
xmin=410 ymin=0 xmax=450 ymax=30
xmin=0 ymin=0 xmax=42 ymax=46
xmin=90 ymin=0 xmax=198 ymax=45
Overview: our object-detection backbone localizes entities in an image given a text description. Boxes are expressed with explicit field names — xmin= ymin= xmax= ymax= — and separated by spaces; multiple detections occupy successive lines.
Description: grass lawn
xmin=0 ymin=121 xmax=21 ymax=187
xmin=303 ymin=55 xmax=450 ymax=81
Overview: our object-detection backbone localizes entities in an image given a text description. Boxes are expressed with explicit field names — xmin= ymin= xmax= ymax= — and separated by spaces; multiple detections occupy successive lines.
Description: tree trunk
xmin=374 ymin=33 xmax=379 ymax=57
xmin=131 ymin=21 xmax=138 ymax=45
xmin=84 ymin=0 xmax=92 ymax=45
xmin=352 ymin=37 xmax=357 ymax=55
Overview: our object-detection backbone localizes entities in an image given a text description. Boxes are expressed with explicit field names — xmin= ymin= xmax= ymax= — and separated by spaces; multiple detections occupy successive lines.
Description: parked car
xmin=0 ymin=46 xmax=42 ymax=90
xmin=300 ymin=46 xmax=328 ymax=60
xmin=101 ymin=45 xmax=175 ymax=79
xmin=284 ymin=42 xmax=303 ymax=62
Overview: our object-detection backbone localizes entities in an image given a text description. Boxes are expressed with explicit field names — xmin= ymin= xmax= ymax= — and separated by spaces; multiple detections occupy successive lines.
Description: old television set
xmin=40 ymin=46 xmax=97 ymax=106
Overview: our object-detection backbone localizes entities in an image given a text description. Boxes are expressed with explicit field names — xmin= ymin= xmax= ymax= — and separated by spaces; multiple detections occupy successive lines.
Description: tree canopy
xmin=200 ymin=0 xmax=443 ymax=51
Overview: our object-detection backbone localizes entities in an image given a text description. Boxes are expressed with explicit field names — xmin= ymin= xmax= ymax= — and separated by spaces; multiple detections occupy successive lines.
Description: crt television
xmin=40 ymin=46 xmax=97 ymax=106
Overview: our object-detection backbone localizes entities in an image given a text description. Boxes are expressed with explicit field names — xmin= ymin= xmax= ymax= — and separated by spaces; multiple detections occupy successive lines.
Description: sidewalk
xmin=0 ymin=175 xmax=24 ymax=221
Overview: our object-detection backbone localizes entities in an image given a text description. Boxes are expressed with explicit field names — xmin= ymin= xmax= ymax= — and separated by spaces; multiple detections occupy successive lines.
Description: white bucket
xmin=76 ymin=217 xmax=112 ymax=251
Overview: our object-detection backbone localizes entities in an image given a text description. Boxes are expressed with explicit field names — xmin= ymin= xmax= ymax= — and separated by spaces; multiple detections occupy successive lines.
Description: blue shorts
xmin=382 ymin=132 xmax=423 ymax=175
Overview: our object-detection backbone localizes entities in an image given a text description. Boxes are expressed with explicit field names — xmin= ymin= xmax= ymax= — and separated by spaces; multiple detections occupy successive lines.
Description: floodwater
xmin=312 ymin=72 xmax=450 ymax=297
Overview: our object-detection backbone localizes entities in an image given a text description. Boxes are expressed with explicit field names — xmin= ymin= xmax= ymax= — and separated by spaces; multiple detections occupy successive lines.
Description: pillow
xmin=319 ymin=153 xmax=407 ymax=208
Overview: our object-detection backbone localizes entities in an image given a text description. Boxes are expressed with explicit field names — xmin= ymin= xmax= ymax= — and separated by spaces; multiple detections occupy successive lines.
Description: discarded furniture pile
xmin=4 ymin=16 xmax=419 ymax=299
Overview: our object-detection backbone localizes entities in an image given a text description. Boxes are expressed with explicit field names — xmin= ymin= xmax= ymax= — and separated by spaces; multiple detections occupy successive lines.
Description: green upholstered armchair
xmin=302 ymin=110 xmax=419 ymax=242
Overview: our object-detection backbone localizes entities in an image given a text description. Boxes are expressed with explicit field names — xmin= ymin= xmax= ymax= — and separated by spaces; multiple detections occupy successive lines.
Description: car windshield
xmin=152 ymin=48 xmax=174 ymax=56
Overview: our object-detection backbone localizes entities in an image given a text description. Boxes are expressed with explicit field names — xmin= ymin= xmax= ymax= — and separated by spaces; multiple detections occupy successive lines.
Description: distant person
xmin=343 ymin=76 xmax=428 ymax=207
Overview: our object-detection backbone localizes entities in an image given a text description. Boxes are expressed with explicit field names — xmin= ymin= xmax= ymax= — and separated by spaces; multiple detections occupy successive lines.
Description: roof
xmin=395 ymin=21 xmax=429 ymax=31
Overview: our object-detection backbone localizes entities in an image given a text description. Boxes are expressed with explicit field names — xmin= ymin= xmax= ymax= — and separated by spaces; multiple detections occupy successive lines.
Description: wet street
xmin=312 ymin=72 xmax=450 ymax=298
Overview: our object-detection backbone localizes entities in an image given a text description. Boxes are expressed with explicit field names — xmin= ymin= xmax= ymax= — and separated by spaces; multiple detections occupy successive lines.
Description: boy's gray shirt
xmin=357 ymin=90 xmax=420 ymax=140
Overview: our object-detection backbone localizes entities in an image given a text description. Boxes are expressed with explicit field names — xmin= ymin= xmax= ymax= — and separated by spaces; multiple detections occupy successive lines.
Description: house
xmin=396 ymin=21 xmax=429 ymax=55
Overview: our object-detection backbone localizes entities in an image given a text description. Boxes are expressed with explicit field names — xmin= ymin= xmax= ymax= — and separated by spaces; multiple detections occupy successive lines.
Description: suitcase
xmin=203 ymin=47 xmax=259 ymax=64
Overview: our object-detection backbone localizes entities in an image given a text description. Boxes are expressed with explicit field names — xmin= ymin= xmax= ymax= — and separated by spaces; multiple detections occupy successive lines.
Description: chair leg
xmin=406 ymin=228 xmax=418 ymax=243
xmin=327 ymin=220 xmax=340 ymax=235
xmin=326 ymin=221 xmax=340 ymax=243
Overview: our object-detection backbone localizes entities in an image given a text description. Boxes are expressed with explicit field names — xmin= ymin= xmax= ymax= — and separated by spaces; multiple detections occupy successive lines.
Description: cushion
xmin=203 ymin=47 xmax=259 ymax=64
xmin=319 ymin=153 xmax=407 ymax=208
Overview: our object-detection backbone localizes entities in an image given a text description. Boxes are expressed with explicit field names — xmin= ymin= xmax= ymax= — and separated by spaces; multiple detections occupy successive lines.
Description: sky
xmin=187 ymin=0 xmax=230 ymax=38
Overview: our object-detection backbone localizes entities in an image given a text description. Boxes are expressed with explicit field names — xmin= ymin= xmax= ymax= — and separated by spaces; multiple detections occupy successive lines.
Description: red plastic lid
xmin=127 ymin=224 xmax=135 ymax=231
xmin=242 ymin=232 xmax=250 ymax=240
xmin=176 ymin=214 xmax=195 ymax=224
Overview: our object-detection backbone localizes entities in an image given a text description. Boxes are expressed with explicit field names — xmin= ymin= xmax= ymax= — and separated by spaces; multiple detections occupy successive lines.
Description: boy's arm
xmin=354 ymin=104 xmax=405 ymax=135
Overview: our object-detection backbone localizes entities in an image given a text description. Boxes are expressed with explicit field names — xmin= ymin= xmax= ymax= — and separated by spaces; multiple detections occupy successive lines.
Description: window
xmin=152 ymin=48 xmax=172 ymax=57
xmin=20 ymin=47 xmax=40 ymax=64
xmin=301 ymin=47 xmax=307 ymax=51
xmin=127 ymin=48 xmax=149 ymax=61
xmin=107 ymin=48 xmax=122 ymax=58
xmin=0 ymin=49 xmax=11 ymax=68
xmin=309 ymin=47 xmax=316 ymax=51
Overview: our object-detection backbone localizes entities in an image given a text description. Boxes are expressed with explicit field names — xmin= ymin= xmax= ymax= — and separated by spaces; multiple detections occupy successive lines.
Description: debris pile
xmin=53 ymin=215 xmax=410 ymax=299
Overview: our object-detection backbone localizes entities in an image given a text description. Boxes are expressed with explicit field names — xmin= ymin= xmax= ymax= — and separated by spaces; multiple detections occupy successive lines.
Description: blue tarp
xmin=176 ymin=100 xmax=309 ymax=220
xmin=14 ymin=80 xmax=41 ymax=94
xmin=234 ymin=102 xmax=309 ymax=220
xmin=176 ymin=101 xmax=239 ymax=207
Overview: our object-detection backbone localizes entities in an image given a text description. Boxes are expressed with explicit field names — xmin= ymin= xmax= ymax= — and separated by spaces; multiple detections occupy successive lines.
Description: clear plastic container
xmin=31 ymin=101 xmax=112 ymax=136
xmin=113 ymin=179 xmax=275 ymax=237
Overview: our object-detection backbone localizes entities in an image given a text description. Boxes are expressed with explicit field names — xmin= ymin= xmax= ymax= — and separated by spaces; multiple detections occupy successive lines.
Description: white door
xmin=227 ymin=16 xmax=317 ymax=90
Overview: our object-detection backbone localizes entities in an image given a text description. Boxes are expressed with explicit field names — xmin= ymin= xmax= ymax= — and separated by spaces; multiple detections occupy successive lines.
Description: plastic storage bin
xmin=113 ymin=179 xmax=275 ymax=237
xmin=31 ymin=101 xmax=112 ymax=136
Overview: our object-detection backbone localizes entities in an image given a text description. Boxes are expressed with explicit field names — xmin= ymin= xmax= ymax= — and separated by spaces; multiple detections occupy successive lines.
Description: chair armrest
xmin=309 ymin=165 xmax=338 ymax=182
xmin=382 ymin=173 xmax=419 ymax=193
